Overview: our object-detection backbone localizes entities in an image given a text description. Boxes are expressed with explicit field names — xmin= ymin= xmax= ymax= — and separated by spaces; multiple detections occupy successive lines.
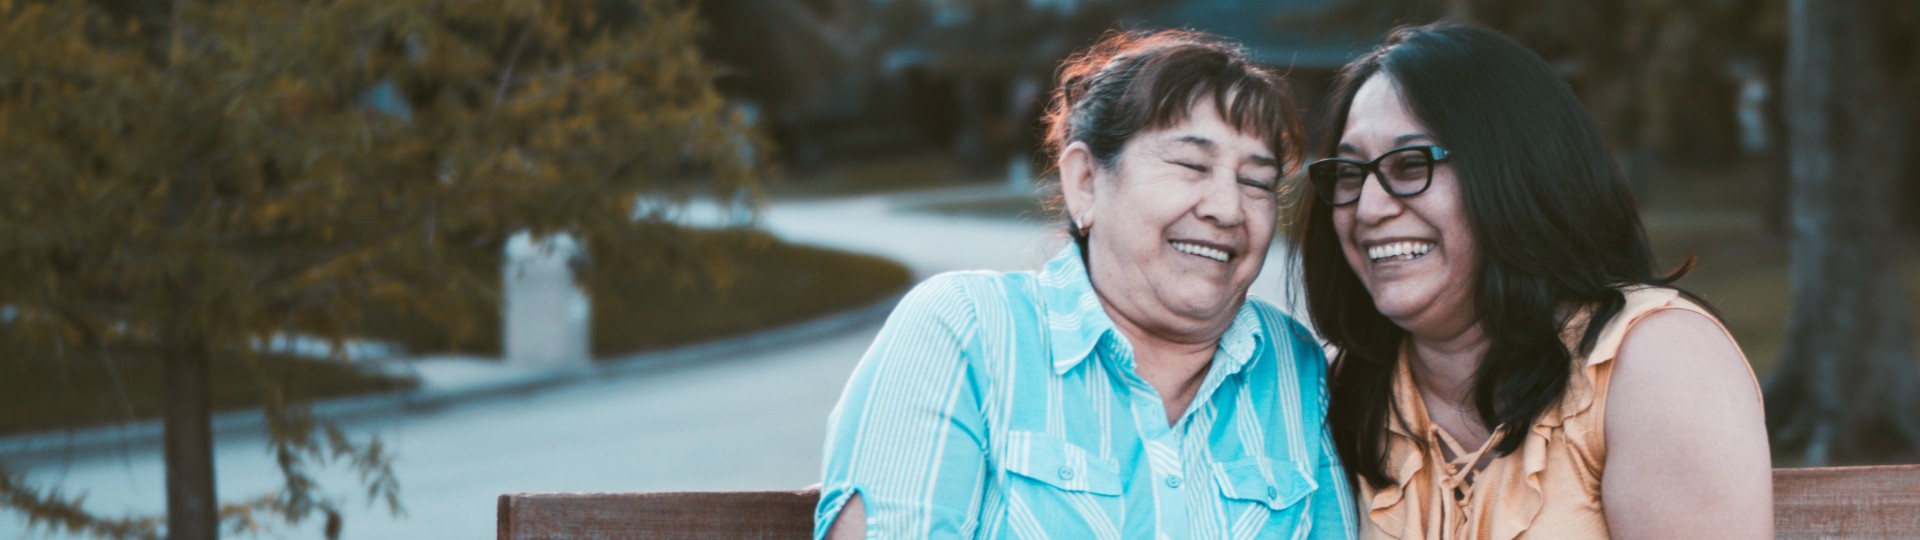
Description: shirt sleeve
xmin=816 ymin=275 xmax=990 ymax=539
xmin=1290 ymin=320 xmax=1360 ymax=540
xmin=1308 ymin=424 xmax=1360 ymax=539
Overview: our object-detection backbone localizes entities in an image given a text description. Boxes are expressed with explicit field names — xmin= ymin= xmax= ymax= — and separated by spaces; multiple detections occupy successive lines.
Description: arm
xmin=1601 ymin=309 xmax=1772 ymax=539
xmin=1308 ymin=429 xmax=1360 ymax=539
xmin=817 ymin=276 xmax=990 ymax=539
xmin=1299 ymin=337 xmax=1359 ymax=540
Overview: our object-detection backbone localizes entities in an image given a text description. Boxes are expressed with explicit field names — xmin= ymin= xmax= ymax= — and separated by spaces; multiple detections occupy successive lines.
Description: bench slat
xmin=1774 ymin=464 xmax=1920 ymax=539
xmin=498 ymin=490 xmax=816 ymax=539
xmin=500 ymin=465 xmax=1920 ymax=539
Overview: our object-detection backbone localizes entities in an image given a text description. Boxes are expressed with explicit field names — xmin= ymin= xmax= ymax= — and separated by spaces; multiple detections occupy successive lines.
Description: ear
xmin=1059 ymin=141 xmax=1099 ymax=231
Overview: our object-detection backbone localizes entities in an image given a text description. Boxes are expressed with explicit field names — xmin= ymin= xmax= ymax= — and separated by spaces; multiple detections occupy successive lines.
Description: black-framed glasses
xmin=1306 ymin=145 xmax=1452 ymax=206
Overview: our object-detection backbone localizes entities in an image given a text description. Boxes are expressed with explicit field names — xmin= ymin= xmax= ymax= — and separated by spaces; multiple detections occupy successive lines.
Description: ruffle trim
xmin=1365 ymin=286 xmax=1689 ymax=540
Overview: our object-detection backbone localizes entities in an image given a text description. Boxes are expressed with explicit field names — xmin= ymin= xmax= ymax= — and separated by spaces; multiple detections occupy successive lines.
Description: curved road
xmin=4 ymin=187 xmax=1297 ymax=539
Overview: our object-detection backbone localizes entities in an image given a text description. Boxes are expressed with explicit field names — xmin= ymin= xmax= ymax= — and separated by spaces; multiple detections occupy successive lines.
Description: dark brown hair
xmin=1043 ymin=29 xmax=1304 ymax=251
xmin=1291 ymin=22 xmax=1699 ymax=490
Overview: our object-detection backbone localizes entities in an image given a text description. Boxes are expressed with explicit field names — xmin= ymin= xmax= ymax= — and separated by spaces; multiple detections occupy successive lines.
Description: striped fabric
xmin=817 ymin=247 xmax=1358 ymax=539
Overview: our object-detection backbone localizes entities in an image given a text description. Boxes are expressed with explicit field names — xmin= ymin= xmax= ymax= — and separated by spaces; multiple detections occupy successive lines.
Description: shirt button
xmin=1058 ymin=466 xmax=1075 ymax=481
xmin=1164 ymin=475 xmax=1182 ymax=489
xmin=1266 ymin=486 xmax=1279 ymax=500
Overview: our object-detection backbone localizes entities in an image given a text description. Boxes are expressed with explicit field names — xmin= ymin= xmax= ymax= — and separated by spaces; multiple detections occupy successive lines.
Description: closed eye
xmin=1239 ymin=177 xmax=1275 ymax=191
xmin=1169 ymin=160 xmax=1208 ymax=173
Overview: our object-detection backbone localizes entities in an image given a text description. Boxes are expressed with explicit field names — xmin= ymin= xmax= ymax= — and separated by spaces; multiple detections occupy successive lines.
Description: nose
xmin=1195 ymin=168 xmax=1246 ymax=227
xmin=1352 ymin=170 xmax=1404 ymax=225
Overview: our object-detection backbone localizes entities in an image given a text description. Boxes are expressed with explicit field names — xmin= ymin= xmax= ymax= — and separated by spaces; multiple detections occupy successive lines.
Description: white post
xmin=1006 ymin=154 xmax=1032 ymax=192
xmin=503 ymin=231 xmax=591 ymax=368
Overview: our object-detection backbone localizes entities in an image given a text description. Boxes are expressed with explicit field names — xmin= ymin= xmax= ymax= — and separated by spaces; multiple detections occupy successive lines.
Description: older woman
xmin=818 ymin=30 xmax=1356 ymax=539
xmin=1293 ymin=23 xmax=1771 ymax=539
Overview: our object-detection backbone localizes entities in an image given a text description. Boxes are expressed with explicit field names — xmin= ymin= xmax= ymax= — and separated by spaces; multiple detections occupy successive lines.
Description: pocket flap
xmin=1003 ymin=431 xmax=1122 ymax=496
xmin=1213 ymin=457 xmax=1316 ymax=510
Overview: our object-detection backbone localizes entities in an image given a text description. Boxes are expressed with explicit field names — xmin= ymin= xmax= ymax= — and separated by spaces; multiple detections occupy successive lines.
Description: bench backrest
xmin=498 ymin=465 xmax=1920 ymax=539
xmin=1772 ymin=464 xmax=1920 ymax=538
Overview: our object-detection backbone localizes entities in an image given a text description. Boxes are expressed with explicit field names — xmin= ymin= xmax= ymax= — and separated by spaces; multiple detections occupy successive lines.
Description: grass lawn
xmin=3 ymin=228 xmax=911 ymax=435
xmin=355 ymin=228 xmax=912 ymax=359
xmin=0 ymin=351 xmax=414 ymax=436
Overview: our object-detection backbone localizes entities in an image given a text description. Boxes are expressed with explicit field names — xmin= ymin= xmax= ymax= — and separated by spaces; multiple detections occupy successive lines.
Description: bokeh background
xmin=2 ymin=0 xmax=1915 ymax=538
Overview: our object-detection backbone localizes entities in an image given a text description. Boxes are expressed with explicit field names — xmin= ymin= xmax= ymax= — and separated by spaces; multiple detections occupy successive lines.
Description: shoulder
xmin=1584 ymin=286 xmax=1722 ymax=365
xmin=894 ymin=271 xmax=1015 ymax=316
xmin=1244 ymin=295 xmax=1332 ymax=378
xmin=1600 ymin=286 xmax=1741 ymax=372
xmin=1601 ymin=288 xmax=1765 ymax=459
xmin=1245 ymin=295 xmax=1320 ymax=348
xmin=885 ymin=270 xmax=1041 ymax=341
xmin=1597 ymin=289 xmax=1773 ymax=536
xmin=1608 ymin=305 xmax=1756 ymax=405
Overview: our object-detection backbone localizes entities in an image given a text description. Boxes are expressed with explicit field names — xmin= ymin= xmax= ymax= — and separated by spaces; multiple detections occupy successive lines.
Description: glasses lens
xmin=1380 ymin=148 xmax=1433 ymax=195
xmin=1309 ymin=160 xmax=1368 ymax=205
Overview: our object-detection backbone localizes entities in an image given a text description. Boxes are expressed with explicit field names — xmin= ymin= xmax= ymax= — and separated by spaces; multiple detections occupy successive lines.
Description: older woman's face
xmin=1079 ymin=98 xmax=1280 ymax=341
xmin=1331 ymin=74 xmax=1479 ymax=336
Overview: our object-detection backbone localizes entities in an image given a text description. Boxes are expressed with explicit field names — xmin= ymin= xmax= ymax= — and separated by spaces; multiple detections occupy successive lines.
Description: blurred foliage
xmin=1294 ymin=0 xmax=1778 ymax=159
xmin=1296 ymin=0 xmax=1920 ymax=160
xmin=0 ymin=0 xmax=764 ymax=536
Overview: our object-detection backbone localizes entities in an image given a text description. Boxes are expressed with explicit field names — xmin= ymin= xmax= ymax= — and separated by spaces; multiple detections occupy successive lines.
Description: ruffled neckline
xmin=1365 ymin=286 xmax=1671 ymax=540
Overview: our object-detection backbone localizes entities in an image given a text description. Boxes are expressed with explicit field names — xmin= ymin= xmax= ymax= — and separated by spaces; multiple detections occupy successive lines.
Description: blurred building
xmin=701 ymin=0 xmax=1371 ymax=171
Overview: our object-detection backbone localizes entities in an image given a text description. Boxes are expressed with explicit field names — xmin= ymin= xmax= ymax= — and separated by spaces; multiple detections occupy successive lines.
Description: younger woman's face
xmin=1330 ymin=74 xmax=1479 ymax=338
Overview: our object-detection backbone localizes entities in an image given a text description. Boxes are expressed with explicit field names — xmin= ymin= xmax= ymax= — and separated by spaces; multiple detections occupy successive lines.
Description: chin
xmin=1367 ymin=287 xmax=1436 ymax=323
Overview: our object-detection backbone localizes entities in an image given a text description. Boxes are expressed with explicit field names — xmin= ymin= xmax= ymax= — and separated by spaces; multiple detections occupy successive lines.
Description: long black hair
xmin=1290 ymin=22 xmax=1697 ymax=490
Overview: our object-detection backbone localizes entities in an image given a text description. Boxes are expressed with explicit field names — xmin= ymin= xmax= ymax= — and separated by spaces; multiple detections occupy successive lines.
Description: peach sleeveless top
xmin=1358 ymin=286 xmax=1758 ymax=540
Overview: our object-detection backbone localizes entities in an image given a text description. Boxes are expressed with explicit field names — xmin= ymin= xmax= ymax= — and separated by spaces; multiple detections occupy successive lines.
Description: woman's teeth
xmin=1172 ymin=241 xmax=1230 ymax=263
xmin=1368 ymin=241 xmax=1435 ymax=262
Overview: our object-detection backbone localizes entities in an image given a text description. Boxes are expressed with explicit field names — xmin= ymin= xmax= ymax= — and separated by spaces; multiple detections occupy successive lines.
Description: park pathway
xmin=4 ymin=186 xmax=1297 ymax=539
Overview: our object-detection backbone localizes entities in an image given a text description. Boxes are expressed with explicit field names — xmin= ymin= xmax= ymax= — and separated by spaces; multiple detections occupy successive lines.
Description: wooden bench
xmin=498 ymin=464 xmax=1920 ymax=539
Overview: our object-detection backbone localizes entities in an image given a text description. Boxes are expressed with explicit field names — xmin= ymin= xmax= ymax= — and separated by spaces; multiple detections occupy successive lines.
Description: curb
xmin=0 ymin=291 xmax=903 ymax=465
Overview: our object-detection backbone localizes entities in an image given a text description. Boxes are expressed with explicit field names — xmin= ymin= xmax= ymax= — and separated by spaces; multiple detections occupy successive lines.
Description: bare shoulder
xmin=1601 ymin=306 xmax=1772 ymax=538
xmin=1609 ymin=307 xmax=1755 ymax=399
xmin=1607 ymin=307 xmax=1763 ymax=440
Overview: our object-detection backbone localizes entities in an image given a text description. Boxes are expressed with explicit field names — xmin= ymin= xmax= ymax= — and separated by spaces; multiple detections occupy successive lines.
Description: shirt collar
xmin=1037 ymin=246 xmax=1267 ymax=376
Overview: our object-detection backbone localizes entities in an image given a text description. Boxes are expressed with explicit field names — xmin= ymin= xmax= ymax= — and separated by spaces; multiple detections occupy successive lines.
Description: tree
xmin=1291 ymin=0 xmax=1784 ymax=194
xmin=0 ymin=0 xmax=763 ymax=537
xmin=1762 ymin=0 xmax=1920 ymax=466
xmin=861 ymin=0 xmax=1175 ymax=172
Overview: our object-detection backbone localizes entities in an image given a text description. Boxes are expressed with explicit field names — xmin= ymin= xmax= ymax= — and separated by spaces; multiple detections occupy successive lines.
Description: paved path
xmin=4 ymin=186 xmax=1298 ymax=538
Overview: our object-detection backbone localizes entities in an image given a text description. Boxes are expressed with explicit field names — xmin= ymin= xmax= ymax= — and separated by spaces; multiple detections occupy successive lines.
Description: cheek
xmin=1246 ymin=200 xmax=1278 ymax=240
xmin=1330 ymin=209 xmax=1365 ymax=265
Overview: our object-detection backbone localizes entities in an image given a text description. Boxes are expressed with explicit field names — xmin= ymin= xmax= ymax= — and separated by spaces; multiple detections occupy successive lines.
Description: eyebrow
xmin=1336 ymin=133 xmax=1434 ymax=155
xmin=1172 ymin=135 xmax=1278 ymax=166
xmin=1171 ymin=135 xmax=1217 ymax=152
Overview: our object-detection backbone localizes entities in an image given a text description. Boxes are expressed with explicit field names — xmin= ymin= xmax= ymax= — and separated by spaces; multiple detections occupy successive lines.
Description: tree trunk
xmin=1764 ymin=0 xmax=1920 ymax=466
xmin=165 ymin=340 xmax=218 ymax=539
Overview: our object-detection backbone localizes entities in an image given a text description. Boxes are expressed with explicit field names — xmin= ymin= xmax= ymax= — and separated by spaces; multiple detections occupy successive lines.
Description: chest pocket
xmin=993 ymin=430 xmax=1126 ymax=539
xmin=1213 ymin=457 xmax=1317 ymax=535
xmin=1002 ymin=430 xmax=1121 ymax=495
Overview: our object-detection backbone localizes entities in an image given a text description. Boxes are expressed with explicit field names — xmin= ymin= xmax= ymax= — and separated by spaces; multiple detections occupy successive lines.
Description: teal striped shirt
xmin=818 ymin=247 xmax=1358 ymax=539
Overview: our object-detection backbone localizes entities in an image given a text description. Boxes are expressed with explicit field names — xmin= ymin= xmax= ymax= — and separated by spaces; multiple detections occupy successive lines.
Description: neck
xmin=1105 ymin=304 xmax=1220 ymax=425
xmin=1405 ymin=322 xmax=1490 ymax=407
xmin=1109 ymin=309 xmax=1217 ymax=386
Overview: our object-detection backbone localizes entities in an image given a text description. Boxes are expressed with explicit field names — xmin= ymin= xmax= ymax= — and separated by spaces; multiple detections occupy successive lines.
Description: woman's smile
xmin=1170 ymin=239 xmax=1235 ymax=264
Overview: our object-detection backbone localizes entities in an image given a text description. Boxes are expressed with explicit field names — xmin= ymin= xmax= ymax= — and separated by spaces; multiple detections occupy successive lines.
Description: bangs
xmin=1125 ymin=48 xmax=1303 ymax=170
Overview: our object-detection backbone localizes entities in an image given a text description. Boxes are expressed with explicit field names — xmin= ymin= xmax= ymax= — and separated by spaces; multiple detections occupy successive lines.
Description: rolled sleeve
xmin=817 ymin=276 xmax=990 ymax=539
